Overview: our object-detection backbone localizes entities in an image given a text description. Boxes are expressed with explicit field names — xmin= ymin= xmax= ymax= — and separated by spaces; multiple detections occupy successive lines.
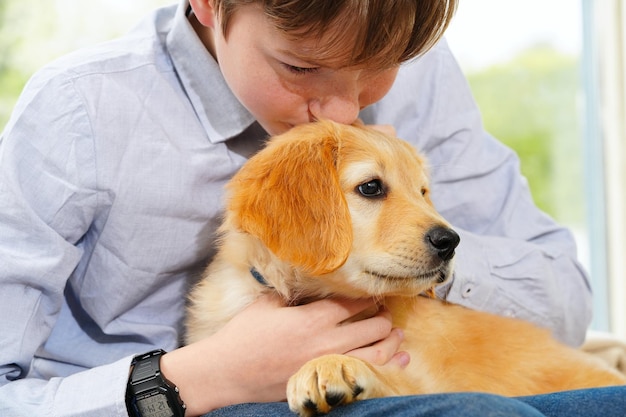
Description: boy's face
xmin=193 ymin=3 xmax=399 ymax=135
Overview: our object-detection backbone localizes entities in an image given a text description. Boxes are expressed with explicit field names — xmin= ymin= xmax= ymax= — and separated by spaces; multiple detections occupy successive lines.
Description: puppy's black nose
xmin=426 ymin=226 xmax=460 ymax=261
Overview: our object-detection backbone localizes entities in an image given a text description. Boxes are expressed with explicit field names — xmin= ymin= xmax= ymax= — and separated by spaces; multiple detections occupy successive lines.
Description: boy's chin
xmin=261 ymin=120 xmax=295 ymax=136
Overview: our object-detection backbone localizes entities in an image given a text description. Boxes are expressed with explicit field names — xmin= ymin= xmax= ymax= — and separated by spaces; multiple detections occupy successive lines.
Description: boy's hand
xmin=161 ymin=293 xmax=406 ymax=416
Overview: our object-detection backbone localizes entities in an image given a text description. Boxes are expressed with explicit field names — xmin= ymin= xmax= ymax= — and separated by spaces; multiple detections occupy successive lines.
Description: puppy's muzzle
xmin=425 ymin=226 xmax=460 ymax=262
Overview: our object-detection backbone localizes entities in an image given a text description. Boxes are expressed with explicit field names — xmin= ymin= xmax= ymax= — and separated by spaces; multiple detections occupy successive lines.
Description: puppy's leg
xmin=287 ymin=354 xmax=397 ymax=417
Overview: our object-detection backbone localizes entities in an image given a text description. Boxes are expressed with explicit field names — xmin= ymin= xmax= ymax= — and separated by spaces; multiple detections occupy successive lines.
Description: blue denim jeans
xmin=204 ymin=386 xmax=626 ymax=417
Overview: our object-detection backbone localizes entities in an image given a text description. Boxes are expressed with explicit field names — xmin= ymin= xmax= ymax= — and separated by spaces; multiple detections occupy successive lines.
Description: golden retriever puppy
xmin=186 ymin=120 xmax=625 ymax=417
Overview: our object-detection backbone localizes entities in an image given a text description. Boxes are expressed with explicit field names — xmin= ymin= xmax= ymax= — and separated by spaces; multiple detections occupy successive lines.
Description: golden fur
xmin=186 ymin=121 xmax=625 ymax=416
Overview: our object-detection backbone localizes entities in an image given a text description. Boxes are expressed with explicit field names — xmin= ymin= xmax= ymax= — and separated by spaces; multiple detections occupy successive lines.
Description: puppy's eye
xmin=357 ymin=179 xmax=385 ymax=198
xmin=421 ymin=187 xmax=427 ymax=196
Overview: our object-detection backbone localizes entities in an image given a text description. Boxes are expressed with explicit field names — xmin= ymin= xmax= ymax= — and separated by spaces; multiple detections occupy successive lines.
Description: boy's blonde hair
xmin=211 ymin=0 xmax=458 ymax=69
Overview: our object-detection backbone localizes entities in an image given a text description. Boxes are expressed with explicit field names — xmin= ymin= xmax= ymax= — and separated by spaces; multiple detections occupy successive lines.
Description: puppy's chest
xmin=387 ymin=296 xmax=457 ymax=350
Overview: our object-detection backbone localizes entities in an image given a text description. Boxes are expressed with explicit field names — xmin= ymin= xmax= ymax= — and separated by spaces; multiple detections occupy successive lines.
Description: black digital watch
xmin=126 ymin=349 xmax=186 ymax=417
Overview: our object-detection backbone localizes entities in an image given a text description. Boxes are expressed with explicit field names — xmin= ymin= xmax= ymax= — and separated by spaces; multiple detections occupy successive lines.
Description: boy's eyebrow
xmin=276 ymin=49 xmax=327 ymax=66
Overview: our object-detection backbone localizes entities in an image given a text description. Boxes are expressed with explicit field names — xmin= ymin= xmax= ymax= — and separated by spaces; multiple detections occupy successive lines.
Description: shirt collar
xmin=166 ymin=0 xmax=255 ymax=143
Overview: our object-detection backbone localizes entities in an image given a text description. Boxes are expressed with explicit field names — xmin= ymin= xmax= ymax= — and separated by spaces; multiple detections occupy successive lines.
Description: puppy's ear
xmin=227 ymin=125 xmax=352 ymax=275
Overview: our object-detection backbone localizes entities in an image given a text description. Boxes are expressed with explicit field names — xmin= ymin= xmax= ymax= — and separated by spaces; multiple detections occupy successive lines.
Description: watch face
xmin=137 ymin=392 xmax=174 ymax=417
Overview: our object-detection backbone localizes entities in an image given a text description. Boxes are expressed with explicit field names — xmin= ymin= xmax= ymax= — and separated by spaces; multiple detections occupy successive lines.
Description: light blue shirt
xmin=0 ymin=1 xmax=592 ymax=416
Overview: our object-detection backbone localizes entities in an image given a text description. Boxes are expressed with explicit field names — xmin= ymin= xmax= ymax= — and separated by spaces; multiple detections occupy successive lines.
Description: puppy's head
xmin=226 ymin=120 xmax=459 ymax=298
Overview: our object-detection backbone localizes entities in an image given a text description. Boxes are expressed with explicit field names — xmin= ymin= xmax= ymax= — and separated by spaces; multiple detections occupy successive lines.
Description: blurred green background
xmin=466 ymin=47 xmax=583 ymax=226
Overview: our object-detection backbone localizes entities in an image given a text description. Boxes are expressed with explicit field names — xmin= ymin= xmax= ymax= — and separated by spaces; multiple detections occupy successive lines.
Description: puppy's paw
xmin=287 ymin=354 xmax=379 ymax=417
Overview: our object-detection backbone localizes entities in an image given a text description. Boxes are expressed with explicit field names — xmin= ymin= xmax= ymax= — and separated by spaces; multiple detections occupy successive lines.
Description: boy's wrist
xmin=159 ymin=343 xmax=237 ymax=417
xmin=126 ymin=350 xmax=186 ymax=417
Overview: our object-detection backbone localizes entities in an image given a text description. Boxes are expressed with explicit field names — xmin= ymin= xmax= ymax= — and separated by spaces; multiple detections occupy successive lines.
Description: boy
xmin=2 ymin=1 xmax=621 ymax=416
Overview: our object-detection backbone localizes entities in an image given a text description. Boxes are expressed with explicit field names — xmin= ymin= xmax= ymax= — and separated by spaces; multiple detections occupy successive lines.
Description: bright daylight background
xmin=1 ymin=1 xmax=624 ymax=336
xmin=448 ymin=0 xmax=586 ymax=252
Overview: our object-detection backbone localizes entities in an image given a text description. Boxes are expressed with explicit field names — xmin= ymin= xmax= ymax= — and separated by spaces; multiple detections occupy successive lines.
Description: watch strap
xmin=126 ymin=349 xmax=186 ymax=417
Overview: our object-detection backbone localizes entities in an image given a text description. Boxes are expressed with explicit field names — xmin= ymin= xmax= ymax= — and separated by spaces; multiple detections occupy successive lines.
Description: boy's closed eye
xmin=282 ymin=63 xmax=320 ymax=75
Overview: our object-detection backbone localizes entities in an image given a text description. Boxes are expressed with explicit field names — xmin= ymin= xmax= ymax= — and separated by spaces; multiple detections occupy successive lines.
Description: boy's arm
xmin=362 ymin=39 xmax=592 ymax=347
xmin=0 ymin=358 xmax=132 ymax=417
xmin=0 ymin=71 xmax=131 ymax=416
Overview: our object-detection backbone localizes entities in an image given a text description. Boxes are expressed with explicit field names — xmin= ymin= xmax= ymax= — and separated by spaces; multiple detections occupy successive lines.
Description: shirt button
xmin=461 ymin=284 xmax=473 ymax=298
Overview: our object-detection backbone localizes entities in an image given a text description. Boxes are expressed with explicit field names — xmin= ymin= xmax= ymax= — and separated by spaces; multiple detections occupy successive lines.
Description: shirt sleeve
xmin=0 ymin=69 xmax=130 ymax=416
xmin=362 ymin=39 xmax=593 ymax=347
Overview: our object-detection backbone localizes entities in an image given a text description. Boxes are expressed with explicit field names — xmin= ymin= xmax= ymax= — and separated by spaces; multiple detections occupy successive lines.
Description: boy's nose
xmin=308 ymin=95 xmax=361 ymax=125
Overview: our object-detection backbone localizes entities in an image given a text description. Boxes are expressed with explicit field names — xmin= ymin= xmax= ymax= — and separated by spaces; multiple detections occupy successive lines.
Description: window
xmin=582 ymin=0 xmax=626 ymax=338
xmin=447 ymin=0 xmax=626 ymax=337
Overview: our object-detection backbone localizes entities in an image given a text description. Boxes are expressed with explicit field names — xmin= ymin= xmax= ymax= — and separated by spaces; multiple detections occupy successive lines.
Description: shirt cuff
xmin=54 ymin=355 xmax=134 ymax=417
